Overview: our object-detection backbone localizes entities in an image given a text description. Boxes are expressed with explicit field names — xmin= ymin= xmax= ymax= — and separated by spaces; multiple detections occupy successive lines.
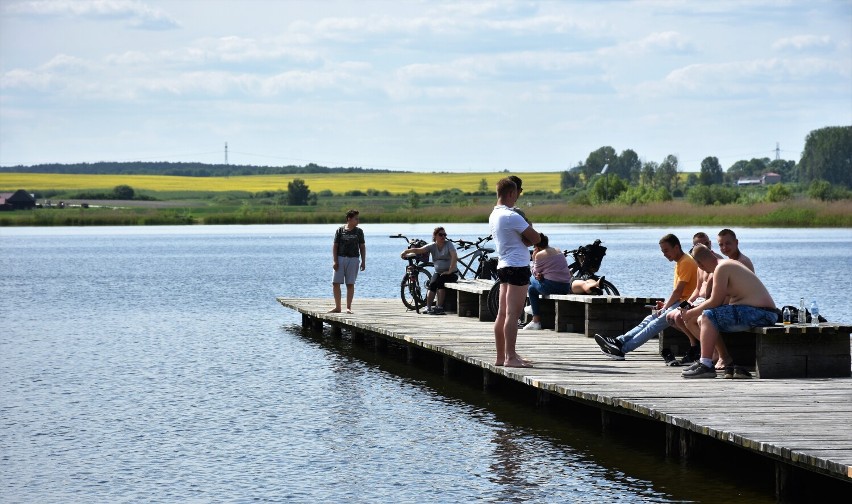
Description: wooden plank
xmin=276 ymin=297 xmax=852 ymax=482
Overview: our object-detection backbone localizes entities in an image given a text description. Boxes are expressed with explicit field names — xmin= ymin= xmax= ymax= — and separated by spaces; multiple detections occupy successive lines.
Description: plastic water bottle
xmin=810 ymin=300 xmax=820 ymax=327
xmin=782 ymin=307 xmax=792 ymax=325
xmin=799 ymin=297 xmax=807 ymax=325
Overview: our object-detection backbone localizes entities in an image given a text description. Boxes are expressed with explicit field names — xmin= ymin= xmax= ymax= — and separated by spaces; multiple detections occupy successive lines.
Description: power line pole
xmin=775 ymin=142 xmax=780 ymax=161
xmin=225 ymin=142 xmax=229 ymax=165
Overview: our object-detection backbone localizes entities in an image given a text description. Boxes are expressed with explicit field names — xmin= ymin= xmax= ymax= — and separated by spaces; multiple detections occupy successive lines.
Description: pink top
xmin=532 ymin=252 xmax=572 ymax=283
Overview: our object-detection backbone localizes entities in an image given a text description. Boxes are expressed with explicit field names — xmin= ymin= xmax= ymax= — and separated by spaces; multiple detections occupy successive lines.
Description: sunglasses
xmin=437 ymin=233 xmax=447 ymax=237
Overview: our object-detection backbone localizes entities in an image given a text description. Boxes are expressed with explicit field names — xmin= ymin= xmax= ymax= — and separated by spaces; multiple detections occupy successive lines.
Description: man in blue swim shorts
xmin=680 ymin=244 xmax=777 ymax=378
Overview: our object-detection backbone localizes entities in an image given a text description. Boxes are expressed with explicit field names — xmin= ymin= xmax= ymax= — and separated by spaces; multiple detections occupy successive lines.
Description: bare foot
xmin=327 ymin=308 xmax=341 ymax=313
xmin=494 ymin=361 xmax=504 ymax=367
xmin=345 ymin=308 xmax=353 ymax=314
xmin=503 ymin=357 xmax=533 ymax=368
xmin=715 ymin=358 xmax=732 ymax=370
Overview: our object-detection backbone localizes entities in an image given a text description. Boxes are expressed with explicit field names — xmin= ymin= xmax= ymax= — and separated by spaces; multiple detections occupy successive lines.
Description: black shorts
xmin=428 ymin=272 xmax=458 ymax=292
xmin=497 ymin=266 xmax=531 ymax=286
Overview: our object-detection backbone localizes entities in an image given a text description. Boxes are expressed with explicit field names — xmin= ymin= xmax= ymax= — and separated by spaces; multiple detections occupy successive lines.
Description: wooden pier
xmin=277 ymin=297 xmax=852 ymax=498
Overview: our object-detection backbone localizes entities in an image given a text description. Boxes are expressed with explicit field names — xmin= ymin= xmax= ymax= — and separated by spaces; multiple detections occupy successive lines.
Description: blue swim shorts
xmin=702 ymin=304 xmax=778 ymax=332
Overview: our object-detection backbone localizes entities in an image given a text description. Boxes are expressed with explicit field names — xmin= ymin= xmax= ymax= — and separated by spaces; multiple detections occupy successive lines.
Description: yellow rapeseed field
xmin=0 ymin=172 xmax=562 ymax=194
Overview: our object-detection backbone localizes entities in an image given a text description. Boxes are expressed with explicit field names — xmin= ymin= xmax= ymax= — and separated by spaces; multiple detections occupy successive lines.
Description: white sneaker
xmin=522 ymin=321 xmax=542 ymax=330
xmin=524 ymin=305 xmax=533 ymax=315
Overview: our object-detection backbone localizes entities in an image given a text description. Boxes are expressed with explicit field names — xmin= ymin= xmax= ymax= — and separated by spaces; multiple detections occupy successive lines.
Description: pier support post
xmin=775 ymin=462 xmax=793 ymax=502
xmin=310 ymin=317 xmax=323 ymax=332
xmin=375 ymin=336 xmax=387 ymax=352
xmin=301 ymin=313 xmax=311 ymax=328
xmin=664 ymin=424 xmax=696 ymax=459
xmin=482 ymin=369 xmax=493 ymax=390
xmin=407 ymin=345 xmax=416 ymax=364
xmin=601 ymin=410 xmax=612 ymax=432
xmin=330 ymin=324 xmax=342 ymax=338
xmin=536 ymin=390 xmax=550 ymax=407
xmin=443 ymin=356 xmax=452 ymax=376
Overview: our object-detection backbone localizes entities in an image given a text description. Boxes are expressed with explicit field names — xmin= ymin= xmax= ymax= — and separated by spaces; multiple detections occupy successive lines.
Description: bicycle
xmin=449 ymin=235 xmax=498 ymax=280
xmin=487 ymin=239 xmax=620 ymax=322
xmin=389 ymin=234 xmax=433 ymax=312
xmin=563 ymin=239 xmax=620 ymax=295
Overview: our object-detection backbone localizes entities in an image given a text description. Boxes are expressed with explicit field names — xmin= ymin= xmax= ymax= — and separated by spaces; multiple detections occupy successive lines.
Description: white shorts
xmin=333 ymin=256 xmax=360 ymax=284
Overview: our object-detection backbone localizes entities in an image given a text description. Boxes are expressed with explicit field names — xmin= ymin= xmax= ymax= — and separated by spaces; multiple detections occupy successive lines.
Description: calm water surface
xmin=2 ymin=224 xmax=850 ymax=503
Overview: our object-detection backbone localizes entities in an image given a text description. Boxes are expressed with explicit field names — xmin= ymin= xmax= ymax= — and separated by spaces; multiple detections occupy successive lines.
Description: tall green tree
xmin=287 ymin=178 xmax=311 ymax=205
xmin=641 ymin=161 xmax=657 ymax=187
xmin=655 ymin=155 xmax=679 ymax=192
xmin=614 ymin=149 xmax=641 ymax=182
xmin=113 ymin=185 xmax=135 ymax=199
xmin=583 ymin=146 xmax=617 ymax=183
xmin=699 ymin=156 xmax=723 ymax=186
xmin=799 ymin=126 xmax=852 ymax=187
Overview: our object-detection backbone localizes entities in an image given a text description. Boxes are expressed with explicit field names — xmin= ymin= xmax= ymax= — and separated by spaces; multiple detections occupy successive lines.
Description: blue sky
xmin=1 ymin=0 xmax=850 ymax=172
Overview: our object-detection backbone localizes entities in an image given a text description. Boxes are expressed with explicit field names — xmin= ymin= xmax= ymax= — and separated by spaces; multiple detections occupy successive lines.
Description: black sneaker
xmin=661 ymin=348 xmax=681 ymax=367
xmin=431 ymin=306 xmax=446 ymax=315
xmin=594 ymin=333 xmax=625 ymax=360
xmin=733 ymin=366 xmax=752 ymax=379
xmin=682 ymin=362 xmax=716 ymax=379
xmin=680 ymin=345 xmax=701 ymax=365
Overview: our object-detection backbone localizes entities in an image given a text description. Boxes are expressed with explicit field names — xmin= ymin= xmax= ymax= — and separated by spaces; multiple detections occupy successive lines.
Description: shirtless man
xmin=717 ymin=229 xmax=754 ymax=272
xmin=665 ymin=232 xmax=724 ymax=363
xmin=680 ymin=244 xmax=777 ymax=379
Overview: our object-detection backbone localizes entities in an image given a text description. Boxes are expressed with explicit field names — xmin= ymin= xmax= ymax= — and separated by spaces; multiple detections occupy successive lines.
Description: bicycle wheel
xmin=487 ymin=281 xmax=500 ymax=319
xmin=400 ymin=269 xmax=431 ymax=311
xmin=487 ymin=281 xmax=528 ymax=326
xmin=600 ymin=279 xmax=619 ymax=296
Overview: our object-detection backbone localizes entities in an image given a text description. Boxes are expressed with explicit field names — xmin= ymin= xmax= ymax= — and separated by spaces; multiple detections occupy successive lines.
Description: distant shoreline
xmin=2 ymin=199 xmax=850 ymax=227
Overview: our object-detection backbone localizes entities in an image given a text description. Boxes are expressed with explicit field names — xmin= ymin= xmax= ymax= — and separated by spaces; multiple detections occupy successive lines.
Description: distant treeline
xmin=0 ymin=161 xmax=398 ymax=177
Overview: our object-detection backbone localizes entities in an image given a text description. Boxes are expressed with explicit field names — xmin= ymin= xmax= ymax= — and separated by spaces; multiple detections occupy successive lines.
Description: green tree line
xmin=0 ymin=161 xmax=397 ymax=177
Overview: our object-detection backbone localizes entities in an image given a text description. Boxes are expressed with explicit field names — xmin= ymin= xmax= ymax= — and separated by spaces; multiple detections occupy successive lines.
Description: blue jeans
xmin=528 ymin=278 xmax=572 ymax=315
xmin=618 ymin=305 xmax=675 ymax=353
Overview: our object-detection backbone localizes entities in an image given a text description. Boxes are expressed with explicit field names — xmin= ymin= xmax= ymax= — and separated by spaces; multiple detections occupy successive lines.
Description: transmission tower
xmin=775 ymin=142 xmax=780 ymax=161
xmin=225 ymin=142 xmax=229 ymax=165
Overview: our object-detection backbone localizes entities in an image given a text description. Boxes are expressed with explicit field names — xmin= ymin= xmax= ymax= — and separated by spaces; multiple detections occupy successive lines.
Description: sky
xmin=1 ymin=0 xmax=850 ymax=172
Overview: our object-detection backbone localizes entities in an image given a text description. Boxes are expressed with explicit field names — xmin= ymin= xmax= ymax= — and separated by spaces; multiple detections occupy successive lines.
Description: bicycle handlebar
xmin=450 ymin=235 xmax=492 ymax=250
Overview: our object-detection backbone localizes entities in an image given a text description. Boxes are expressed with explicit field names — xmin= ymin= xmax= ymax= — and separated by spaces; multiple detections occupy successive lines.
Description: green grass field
xmin=2 ymin=172 xmax=850 ymax=227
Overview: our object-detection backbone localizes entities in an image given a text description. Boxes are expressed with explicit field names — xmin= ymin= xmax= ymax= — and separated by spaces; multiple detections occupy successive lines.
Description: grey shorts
xmin=702 ymin=304 xmax=778 ymax=332
xmin=333 ymin=256 xmax=360 ymax=284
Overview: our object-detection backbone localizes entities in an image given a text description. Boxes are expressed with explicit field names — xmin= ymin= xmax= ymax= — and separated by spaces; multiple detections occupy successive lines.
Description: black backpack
xmin=409 ymin=239 xmax=430 ymax=264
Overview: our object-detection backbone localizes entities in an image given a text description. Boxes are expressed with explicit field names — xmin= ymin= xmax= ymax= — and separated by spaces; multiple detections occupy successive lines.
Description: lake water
xmin=1 ymin=224 xmax=850 ymax=503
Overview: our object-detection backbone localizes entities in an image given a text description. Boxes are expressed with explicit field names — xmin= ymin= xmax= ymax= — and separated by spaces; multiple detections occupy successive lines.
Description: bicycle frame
xmin=450 ymin=235 xmax=497 ymax=280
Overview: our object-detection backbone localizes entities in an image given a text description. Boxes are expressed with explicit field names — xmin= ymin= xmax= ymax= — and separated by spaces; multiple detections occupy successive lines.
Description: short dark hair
xmin=508 ymin=175 xmax=523 ymax=194
xmin=537 ymin=233 xmax=549 ymax=248
xmin=496 ymin=177 xmax=517 ymax=198
xmin=659 ymin=233 xmax=681 ymax=249
xmin=718 ymin=228 xmax=737 ymax=239
xmin=346 ymin=209 xmax=359 ymax=220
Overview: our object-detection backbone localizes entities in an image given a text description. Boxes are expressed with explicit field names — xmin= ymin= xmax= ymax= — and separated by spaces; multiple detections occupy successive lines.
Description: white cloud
xmin=7 ymin=0 xmax=180 ymax=30
xmin=772 ymin=35 xmax=834 ymax=52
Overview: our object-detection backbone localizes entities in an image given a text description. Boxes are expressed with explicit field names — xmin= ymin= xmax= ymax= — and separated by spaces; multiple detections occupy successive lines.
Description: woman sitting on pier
xmin=524 ymin=234 xmax=603 ymax=330
xmin=400 ymin=226 xmax=459 ymax=315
